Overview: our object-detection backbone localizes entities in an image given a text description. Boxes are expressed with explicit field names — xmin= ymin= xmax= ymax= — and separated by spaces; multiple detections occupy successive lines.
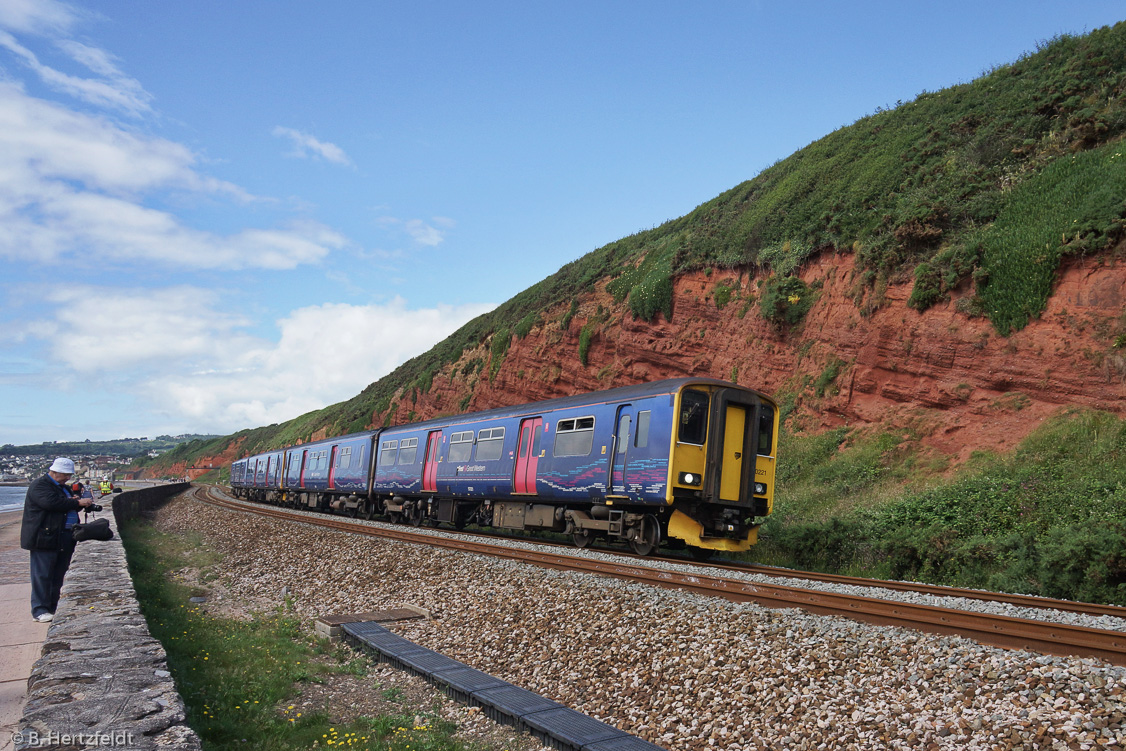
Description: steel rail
xmin=207 ymin=485 xmax=1126 ymax=620
xmin=193 ymin=488 xmax=1126 ymax=665
xmin=701 ymin=561 xmax=1126 ymax=620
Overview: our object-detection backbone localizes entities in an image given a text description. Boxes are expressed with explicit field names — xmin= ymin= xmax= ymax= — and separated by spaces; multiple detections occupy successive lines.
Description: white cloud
xmin=0 ymin=81 xmax=345 ymax=269
xmin=378 ymin=216 xmax=456 ymax=247
xmin=272 ymin=126 xmax=352 ymax=166
xmin=28 ymin=286 xmax=496 ymax=433
xmin=0 ymin=29 xmax=152 ymax=115
xmin=0 ymin=0 xmax=80 ymax=36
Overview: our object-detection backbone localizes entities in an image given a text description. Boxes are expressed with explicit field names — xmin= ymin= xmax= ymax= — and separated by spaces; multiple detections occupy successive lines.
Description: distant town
xmin=0 ymin=434 xmax=219 ymax=483
xmin=0 ymin=453 xmax=132 ymax=484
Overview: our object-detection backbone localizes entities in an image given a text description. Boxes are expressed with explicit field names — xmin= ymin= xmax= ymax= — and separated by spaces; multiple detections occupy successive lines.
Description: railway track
xmin=190 ymin=485 xmax=1126 ymax=666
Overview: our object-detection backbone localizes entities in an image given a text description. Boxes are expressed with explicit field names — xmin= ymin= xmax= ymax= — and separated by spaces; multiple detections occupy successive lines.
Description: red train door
xmin=299 ymin=450 xmax=308 ymax=489
xmin=328 ymin=446 xmax=339 ymax=490
xmin=609 ymin=404 xmax=634 ymax=498
xmin=514 ymin=417 xmax=543 ymax=494
xmin=422 ymin=431 xmax=442 ymax=492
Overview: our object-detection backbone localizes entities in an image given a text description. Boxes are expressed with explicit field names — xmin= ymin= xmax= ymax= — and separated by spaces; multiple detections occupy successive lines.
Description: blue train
xmin=230 ymin=378 xmax=779 ymax=556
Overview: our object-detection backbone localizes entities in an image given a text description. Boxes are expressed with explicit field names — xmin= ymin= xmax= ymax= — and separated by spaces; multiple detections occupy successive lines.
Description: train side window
xmin=379 ymin=440 xmax=398 ymax=467
xmin=475 ymin=427 xmax=505 ymax=461
xmin=398 ymin=437 xmax=418 ymax=465
xmin=616 ymin=415 xmax=631 ymax=454
xmin=554 ymin=416 xmax=595 ymax=457
xmin=758 ymin=404 xmax=775 ymax=455
xmin=678 ymin=390 xmax=709 ymax=445
xmin=635 ymin=410 xmax=651 ymax=449
xmin=448 ymin=431 xmax=474 ymax=462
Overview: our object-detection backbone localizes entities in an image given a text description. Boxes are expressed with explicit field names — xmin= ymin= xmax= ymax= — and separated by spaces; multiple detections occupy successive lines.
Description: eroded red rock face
xmin=395 ymin=251 xmax=1126 ymax=466
xmin=156 ymin=251 xmax=1124 ymax=475
xmin=143 ymin=436 xmax=248 ymax=480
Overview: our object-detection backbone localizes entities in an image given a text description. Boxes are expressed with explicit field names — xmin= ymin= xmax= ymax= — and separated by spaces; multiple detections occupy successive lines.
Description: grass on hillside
xmin=754 ymin=408 xmax=1126 ymax=605
xmin=138 ymin=21 xmax=1126 ymax=468
xmin=119 ymin=520 xmax=486 ymax=751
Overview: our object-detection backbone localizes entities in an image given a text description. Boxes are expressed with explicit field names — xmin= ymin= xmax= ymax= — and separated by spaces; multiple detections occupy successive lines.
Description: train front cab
xmin=666 ymin=382 xmax=777 ymax=554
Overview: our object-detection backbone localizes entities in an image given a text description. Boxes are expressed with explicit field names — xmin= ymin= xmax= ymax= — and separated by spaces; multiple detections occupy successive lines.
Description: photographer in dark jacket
xmin=20 ymin=458 xmax=92 ymax=622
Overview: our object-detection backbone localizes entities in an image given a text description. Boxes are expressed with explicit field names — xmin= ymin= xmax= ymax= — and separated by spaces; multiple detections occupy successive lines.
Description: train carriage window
xmin=554 ymin=416 xmax=595 ymax=457
xmin=474 ymin=427 xmax=504 ymax=462
xmin=616 ymin=415 xmax=631 ymax=454
xmin=398 ymin=437 xmax=418 ymax=465
xmin=758 ymin=404 xmax=775 ymax=455
xmin=448 ymin=431 xmax=474 ymax=463
xmin=519 ymin=427 xmax=530 ymax=458
xmin=635 ymin=410 xmax=651 ymax=449
xmin=379 ymin=440 xmax=398 ymax=467
xmin=338 ymin=447 xmax=352 ymax=468
xmin=678 ymin=390 xmax=709 ymax=445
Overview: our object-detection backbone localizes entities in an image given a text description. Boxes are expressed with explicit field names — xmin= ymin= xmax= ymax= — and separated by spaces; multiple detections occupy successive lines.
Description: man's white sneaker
xmin=34 ymin=613 xmax=53 ymax=622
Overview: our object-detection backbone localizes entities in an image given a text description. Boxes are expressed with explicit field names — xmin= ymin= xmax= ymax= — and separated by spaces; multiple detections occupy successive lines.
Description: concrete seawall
xmin=16 ymin=484 xmax=202 ymax=751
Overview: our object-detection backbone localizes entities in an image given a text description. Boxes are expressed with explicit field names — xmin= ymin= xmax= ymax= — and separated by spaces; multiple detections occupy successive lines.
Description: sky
xmin=1 ymin=1 xmax=1123 ymax=447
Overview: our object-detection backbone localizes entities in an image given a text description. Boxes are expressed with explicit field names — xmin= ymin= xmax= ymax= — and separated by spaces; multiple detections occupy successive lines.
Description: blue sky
xmin=1 ymin=0 xmax=1123 ymax=446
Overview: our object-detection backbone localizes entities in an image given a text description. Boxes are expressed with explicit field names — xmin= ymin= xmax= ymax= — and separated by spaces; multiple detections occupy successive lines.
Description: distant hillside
xmin=4 ymin=435 xmax=220 ymax=458
xmin=148 ymin=21 xmax=1126 ymax=469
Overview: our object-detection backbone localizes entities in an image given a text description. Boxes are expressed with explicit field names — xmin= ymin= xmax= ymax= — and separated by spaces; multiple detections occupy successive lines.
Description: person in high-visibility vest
xmin=99 ymin=481 xmax=112 ymax=496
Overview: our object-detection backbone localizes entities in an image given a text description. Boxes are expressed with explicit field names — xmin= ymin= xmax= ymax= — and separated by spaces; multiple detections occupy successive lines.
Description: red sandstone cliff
xmin=387 ymin=250 xmax=1126 ymax=466
xmin=158 ymin=249 xmax=1126 ymax=479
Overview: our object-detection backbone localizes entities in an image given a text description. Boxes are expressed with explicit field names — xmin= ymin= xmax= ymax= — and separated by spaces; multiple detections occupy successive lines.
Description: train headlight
xmin=679 ymin=472 xmax=702 ymax=486
xmin=754 ymin=482 xmax=767 ymax=495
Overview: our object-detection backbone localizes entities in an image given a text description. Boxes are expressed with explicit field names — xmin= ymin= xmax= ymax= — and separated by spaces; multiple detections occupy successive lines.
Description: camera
xmin=88 ymin=503 xmax=103 ymax=512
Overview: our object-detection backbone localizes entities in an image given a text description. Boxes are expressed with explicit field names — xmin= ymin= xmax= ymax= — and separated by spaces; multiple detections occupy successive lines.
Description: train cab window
xmin=635 ymin=410 xmax=651 ymax=449
xmin=475 ymin=427 xmax=505 ymax=461
xmin=678 ymin=390 xmax=709 ymax=445
xmin=398 ymin=437 xmax=418 ymax=465
xmin=554 ymin=416 xmax=595 ymax=457
xmin=448 ymin=431 xmax=474 ymax=462
xmin=379 ymin=440 xmax=398 ymax=467
xmin=758 ymin=404 xmax=775 ymax=455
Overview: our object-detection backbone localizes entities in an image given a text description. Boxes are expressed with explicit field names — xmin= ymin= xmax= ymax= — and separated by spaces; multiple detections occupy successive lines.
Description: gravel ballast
xmin=153 ymin=496 xmax=1126 ymax=750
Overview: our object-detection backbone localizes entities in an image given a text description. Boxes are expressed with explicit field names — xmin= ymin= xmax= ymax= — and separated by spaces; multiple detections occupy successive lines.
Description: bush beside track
xmin=756 ymin=409 xmax=1126 ymax=605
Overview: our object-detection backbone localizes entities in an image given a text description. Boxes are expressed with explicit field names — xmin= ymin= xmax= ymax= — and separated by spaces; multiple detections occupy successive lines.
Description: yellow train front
xmin=660 ymin=379 xmax=778 ymax=555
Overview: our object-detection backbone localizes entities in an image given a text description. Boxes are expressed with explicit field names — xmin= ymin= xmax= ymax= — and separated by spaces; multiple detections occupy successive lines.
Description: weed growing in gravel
xmin=119 ymin=521 xmax=490 ymax=750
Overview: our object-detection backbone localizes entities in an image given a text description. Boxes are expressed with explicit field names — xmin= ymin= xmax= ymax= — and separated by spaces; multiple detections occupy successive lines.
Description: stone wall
xmin=17 ymin=486 xmax=201 ymax=750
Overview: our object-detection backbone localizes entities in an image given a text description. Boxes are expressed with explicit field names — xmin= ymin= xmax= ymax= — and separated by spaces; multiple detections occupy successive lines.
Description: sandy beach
xmin=0 ymin=509 xmax=21 ymax=545
xmin=0 ymin=509 xmax=26 ymax=586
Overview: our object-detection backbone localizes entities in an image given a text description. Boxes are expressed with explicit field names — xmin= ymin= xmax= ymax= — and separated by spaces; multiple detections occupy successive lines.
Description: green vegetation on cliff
xmin=183 ymin=22 xmax=1126 ymax=456
xmin=143 ymin=23 xmax=1126 ymax=604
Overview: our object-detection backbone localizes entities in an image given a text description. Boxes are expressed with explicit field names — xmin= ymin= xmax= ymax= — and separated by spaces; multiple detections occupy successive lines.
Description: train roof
xmin=236 ymin=378 xmax=774 ymax=460
xmin=380 ymin=377 xmax=772 ymax=433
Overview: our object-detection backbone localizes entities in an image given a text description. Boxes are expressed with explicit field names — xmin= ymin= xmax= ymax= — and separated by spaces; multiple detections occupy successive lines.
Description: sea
xmin=0 ymin=485 xmax=29 ymax=514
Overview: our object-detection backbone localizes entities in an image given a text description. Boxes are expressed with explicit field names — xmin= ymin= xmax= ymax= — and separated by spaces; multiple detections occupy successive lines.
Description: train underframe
xmin=232 ymin=486 xmax=760 ymax=556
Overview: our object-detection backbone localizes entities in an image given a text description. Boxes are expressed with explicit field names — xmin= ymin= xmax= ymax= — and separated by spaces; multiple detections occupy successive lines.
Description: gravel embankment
xmin=156 ymin=497 xmax=1126 ymax=750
